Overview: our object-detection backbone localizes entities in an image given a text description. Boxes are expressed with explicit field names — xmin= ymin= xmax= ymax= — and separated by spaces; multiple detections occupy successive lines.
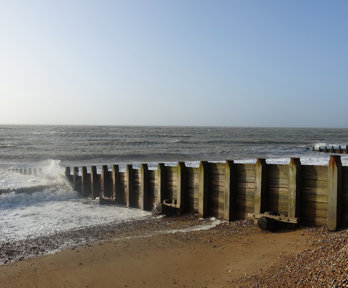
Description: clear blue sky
xmin=1 ymin=0 xmax=348 ymax=127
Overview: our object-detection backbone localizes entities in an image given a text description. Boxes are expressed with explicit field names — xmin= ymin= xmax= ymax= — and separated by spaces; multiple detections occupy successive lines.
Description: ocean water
xmin=1 ymin=125 xmax=348 ymax=243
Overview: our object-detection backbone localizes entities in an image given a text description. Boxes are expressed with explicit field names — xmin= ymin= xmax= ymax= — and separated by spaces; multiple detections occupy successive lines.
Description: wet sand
xmin=0 ymin=215 xmax=319 ymax=288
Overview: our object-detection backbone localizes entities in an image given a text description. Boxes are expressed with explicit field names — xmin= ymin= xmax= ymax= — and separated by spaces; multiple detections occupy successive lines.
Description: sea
xmin=1 ymin=125 xmax=348 ymax=245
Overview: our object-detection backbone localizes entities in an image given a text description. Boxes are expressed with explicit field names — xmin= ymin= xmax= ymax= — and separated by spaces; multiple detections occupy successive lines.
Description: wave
xmin=0 ymin=185 xmax=78 ymax=210
xmin=0 ymin=160 xmax=78 ymax=209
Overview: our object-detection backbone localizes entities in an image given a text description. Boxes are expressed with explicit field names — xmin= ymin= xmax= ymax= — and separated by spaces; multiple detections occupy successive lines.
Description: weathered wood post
xmin=65 ymin=167 xmax=71 ymax=178
xmin=73 ymin=167 xmax=79 ymax=192
xmin=177 ymin=162 xmax=186 ymax=211
xmin=328 ymin=155 xmax=342 ymax=231
xmin=126 ymin=165 xmax=134 ymax=207
xmin=81 ymin=167 xmax=90 ymax=197
xmin=157 ymin=163 xmax=166 ymax=204
xmin=111 ymin=165 xmax=120 ymax=202
xmin=199 ymin=161 xmax=209 ymax=218
xmin=28 ymin=168 xmax=32 ymax=175
xmin=288 ymin=158 xmax=301 ymax=220
xmin=33 ymin=168 xmax=38 ymax=176
xmin=254 ymin=159 xmax=267 ymax=217
xmin=140 ymin=164 xmax=149 ymax=210
xmin=100 ymin=165 xmax=108 ymax=198
xmin=224 ymin=160 xmax=235 ymax=221
xmin=91 ymin=166 xmax=98 ymax=199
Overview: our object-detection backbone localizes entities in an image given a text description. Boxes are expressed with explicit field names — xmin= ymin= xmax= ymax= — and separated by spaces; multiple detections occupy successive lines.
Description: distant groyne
xmin=312 ymin=144 xmax=348 ymax=154
xmin=13 ymin=156 xmax=348 ymax=231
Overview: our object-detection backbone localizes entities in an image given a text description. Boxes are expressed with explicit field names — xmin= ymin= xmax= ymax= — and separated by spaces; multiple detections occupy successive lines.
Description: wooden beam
xmin=65 ymin=167 xmax=70 ymax=178
xmin=73 ymin=167 xmax=79 ymax=192
xmin=224 ymin=160 xmax=235 ymax=221
xmin=111 ymin=165 xmax=120 ymax=202
xmin=328 ymin=155 xmax=342 ymax=231
xmin=140 ymin=164 xmax=149 ymax=210
xmin=157 ymin=163 xmax=165 ymax=204
xmin=199 ymin=161 xmax=208 ymax=218
xmin=91 ymin=166 xmax=98 ymax=199
xmin=177 ymin=162 xmax=186 ymax=211
xmin=81 ymin=166 xmax=90 ymax=197
xmin=288 ymin=158 xmax=301 ymax=219
xmin=126 ymin=164 xmax=134 ymax=208
xmin=254 ymin=159 xmax=266 ymax=215
xmin=100 ymin=165 xmax=108 ymax=198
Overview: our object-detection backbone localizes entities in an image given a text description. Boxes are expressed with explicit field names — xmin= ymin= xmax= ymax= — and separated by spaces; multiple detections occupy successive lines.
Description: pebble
xmin=232 ymin=226 xmax=348 ymax=287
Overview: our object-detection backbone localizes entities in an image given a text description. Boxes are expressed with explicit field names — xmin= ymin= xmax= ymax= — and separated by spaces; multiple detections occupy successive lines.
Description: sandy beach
xmin=2 ymin=214 xmax=345 ymax=288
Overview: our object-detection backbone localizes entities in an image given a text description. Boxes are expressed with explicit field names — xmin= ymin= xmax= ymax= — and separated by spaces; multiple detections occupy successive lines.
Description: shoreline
xmin=0 ymin=214 xmax=221 ymax=265
xmin=0 ymin=214 xmax=335 ymax=288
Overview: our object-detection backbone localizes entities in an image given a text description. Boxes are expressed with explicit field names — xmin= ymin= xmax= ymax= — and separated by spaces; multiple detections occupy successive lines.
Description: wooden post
xmin=288 ymin=158 xmax=301 ymax=219
xmin=177 ymin=162 xmax=186 ymax=211
xmin=111 ymin=165 xmax=120 ymax=202
xmin=126 ymin=165 xmax=134 ymax=207
xmin=28 ymin=168 xmax=32 ymax=175
xmin=91 ymin=166 xmax=98 ymax=199
xmin=100 ymin=165 xmax=108 ymax=198
xmin=328 ymin=155 xmax=342 ymax=231
xmin=33 ymin=168 xmax=38 ymax=176
xmin=157 ymin=163 xmax=166 ymax=204
xmin=199 ymin=161 xmax=208 ymax=218
xmin=73 ymin=167 xmax=79 ymax=192
xmin=254 ymin=159 xmax=267 ymax=215
xmin=224 ymin=160 xmax=235 ymax=221
xmin=140 ymin=164 xmax=149 ymax=210
xmin=81 ymin=167 xmax=90 ymax=197
xmin=65 ymin=167 xmax=70 ymax=178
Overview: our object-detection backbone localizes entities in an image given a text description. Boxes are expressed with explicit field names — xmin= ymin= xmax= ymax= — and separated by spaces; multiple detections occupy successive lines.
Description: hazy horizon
xmin=1 ymin=1 xmax=348 ymax=127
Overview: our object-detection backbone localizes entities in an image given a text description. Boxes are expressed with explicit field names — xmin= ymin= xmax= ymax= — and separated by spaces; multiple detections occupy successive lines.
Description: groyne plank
xmin=119 ymin=172 xmax=127 ymax=205
xmin=133 ymin=169 xmax=141 ymax=209
xmin=301 ymin=165 xmax=328 ymax=226
xmin=235 ymin=164 xmax=255 ymax=219
xmin=342 ymin=167 xmax=348 ymax=226
xmin=208 ymin=163 xmax=225 ymax=218
xmin=186 ymin=167 xmax=195 ymax=211
xmin=148 ymin=169 xmax=157 ymax=207
xmin=165 ymin=166 xmax=177 ymax=201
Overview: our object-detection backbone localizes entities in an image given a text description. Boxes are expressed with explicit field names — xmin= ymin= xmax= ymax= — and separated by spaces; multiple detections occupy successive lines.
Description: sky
xmin=1 ymin=0 xmax=348 ymax=127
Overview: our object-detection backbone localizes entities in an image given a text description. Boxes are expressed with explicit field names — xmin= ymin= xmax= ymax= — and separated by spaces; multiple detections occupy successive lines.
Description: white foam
xmin=0 ymin=199 xmax=151 ymax=242
xmin=111 ymin=218 xmax=223 ymax=242
xmin=0 ymin=160 xmax=151 ymax=242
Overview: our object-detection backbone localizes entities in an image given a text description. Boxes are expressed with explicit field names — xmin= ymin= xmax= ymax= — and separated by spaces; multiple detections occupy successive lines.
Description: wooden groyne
xmin=9 ymin=168 xmax=43 ymax=176
xmin=59 ymin=156 xmax=348 ymax=231
xmin=312 ymin=144 xmax=348 ymax=154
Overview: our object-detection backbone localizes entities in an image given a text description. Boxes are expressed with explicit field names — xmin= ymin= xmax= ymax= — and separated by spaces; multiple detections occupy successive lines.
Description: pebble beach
xmin=1 ymin=213 xmax=347 ymax=287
